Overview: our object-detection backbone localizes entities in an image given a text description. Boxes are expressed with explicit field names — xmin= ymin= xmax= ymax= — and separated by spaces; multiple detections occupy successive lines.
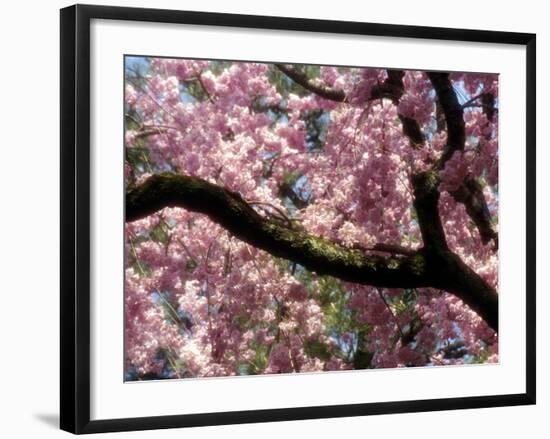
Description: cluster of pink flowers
xmin=124 ymin=57 xmax=498 ymax=380
xmin=398 ymin=71 xmax=435 ymax=126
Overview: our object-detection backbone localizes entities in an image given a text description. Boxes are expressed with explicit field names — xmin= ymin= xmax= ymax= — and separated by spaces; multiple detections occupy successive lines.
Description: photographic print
xmin=124 ymin=56 xmax=499 ymax=381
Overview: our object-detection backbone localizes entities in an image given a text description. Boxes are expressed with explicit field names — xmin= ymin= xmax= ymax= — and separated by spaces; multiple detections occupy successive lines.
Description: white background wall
xmin=0 ymin=0 xmax=546 ymax=437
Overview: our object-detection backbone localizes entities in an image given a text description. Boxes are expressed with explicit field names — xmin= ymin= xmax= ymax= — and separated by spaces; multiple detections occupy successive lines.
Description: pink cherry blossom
xmin=124 ymin=57 xmax=499 ymax=380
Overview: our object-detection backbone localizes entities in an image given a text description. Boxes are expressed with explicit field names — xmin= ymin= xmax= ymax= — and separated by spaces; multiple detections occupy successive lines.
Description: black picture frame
xmin=60 ymin=4 xmax=536 ymax=434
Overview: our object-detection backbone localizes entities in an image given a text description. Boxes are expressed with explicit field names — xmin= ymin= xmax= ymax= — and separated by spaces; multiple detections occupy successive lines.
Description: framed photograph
xmin=60 ymin=4 xmax=536 ymax=434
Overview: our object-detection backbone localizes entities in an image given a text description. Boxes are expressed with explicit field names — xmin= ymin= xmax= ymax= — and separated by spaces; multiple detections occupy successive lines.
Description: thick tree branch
xmin=412 ymin=171 xmax=448 ymax=250
xmin=126 ymin=172 xmax=498 ymax=331
xmin=127 ymin=173 xmax=429 ymax=288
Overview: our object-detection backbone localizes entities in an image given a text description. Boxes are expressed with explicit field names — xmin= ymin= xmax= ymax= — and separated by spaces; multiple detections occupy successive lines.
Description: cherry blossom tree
xmin=124 ymin=57 xmax=498 ymax=380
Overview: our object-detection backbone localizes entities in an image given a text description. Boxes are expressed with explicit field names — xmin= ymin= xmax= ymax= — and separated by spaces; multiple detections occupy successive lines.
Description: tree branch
xmin=450 ymin=177 xmax=498 ymax=248
xmin=133 ymin=128 xmax=169 ymax=140
xmin=126 ymin=172 xmax=498 ymax=331
xmin=412 ymin=171 xmax=449 ymax=250
xmin=427 ymin=73 xmax=498 ymax=247
xmin=127 ymin=173 xmax=428 ymax=288
xmin=275 ymin=64 xmax=346 ymax=102
xmin=371 ymin=70 xmax=425 ymax=147
xmin=278 ymin=178 xmax=309 ymax=209
xmin=275 ymin=65 xmax=425 ymax=147
xmin=427 ymin=72 xmax=466 ymax=170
